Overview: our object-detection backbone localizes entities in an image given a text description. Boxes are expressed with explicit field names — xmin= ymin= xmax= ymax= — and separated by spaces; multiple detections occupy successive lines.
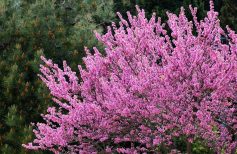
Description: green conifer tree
xmin=220 ymin=0 xmax=237 ymax=31
xmin=114 ymin=0 xmax=207 ymax=22
xmin=0 ymin=0 xmax=115 ymax=153
xmin=1 ymin=105 xmax=42 ymax=154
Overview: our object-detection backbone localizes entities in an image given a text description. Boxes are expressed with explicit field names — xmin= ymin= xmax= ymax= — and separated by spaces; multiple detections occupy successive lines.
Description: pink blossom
xmin=23 ymin=1 xmax=237 ymax=153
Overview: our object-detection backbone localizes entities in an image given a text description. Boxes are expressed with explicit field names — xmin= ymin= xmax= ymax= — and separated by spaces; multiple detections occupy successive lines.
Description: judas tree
xmin=23 ymin=1 xmax=237 ymax=153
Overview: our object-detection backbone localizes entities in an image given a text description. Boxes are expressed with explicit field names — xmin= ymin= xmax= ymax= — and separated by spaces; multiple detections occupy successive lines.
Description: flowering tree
xmin=23 ymin=1 xmax=237 ymax=153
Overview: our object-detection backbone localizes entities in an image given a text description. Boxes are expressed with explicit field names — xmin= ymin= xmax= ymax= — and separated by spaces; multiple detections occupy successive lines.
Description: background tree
xmin=0 ymin=0 xmax=115 ymax=153
xmin=219 ymin=0 xmax=237 ymax=31
xmin=114 ymin=0 xmax=207 ymax=21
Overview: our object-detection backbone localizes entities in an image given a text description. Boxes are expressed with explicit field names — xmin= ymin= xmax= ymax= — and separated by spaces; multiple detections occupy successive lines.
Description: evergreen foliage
xmin=219 ymin=0 xmax=237 ymax=31
xmin=0 ymin=0 xmax=115 ymax=153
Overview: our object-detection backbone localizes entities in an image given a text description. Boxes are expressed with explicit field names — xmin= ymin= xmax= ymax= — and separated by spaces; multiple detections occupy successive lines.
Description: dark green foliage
xmin=114 ymin=0 xmax=207 ymax=22
xmin=0 ymin=0 xmax=115 ymax=153
xmin=220 ymin=0 xmax=237 ymax=31
xmin=1 ymin=105 xmax=44 ymax=154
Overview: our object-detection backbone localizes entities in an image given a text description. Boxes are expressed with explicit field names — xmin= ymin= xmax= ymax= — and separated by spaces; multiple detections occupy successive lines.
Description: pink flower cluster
xmin=23 ymin=1 xmax=237 ymax=153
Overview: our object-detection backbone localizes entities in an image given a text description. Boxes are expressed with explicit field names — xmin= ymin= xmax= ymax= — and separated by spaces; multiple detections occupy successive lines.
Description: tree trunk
xmin=187 ymin=141 xmax=191 ymax=154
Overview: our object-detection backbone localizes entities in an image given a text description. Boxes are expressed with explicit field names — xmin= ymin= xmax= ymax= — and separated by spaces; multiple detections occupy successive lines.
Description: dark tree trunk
xmin=187 ymin=141 xmax=191 ymax=154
